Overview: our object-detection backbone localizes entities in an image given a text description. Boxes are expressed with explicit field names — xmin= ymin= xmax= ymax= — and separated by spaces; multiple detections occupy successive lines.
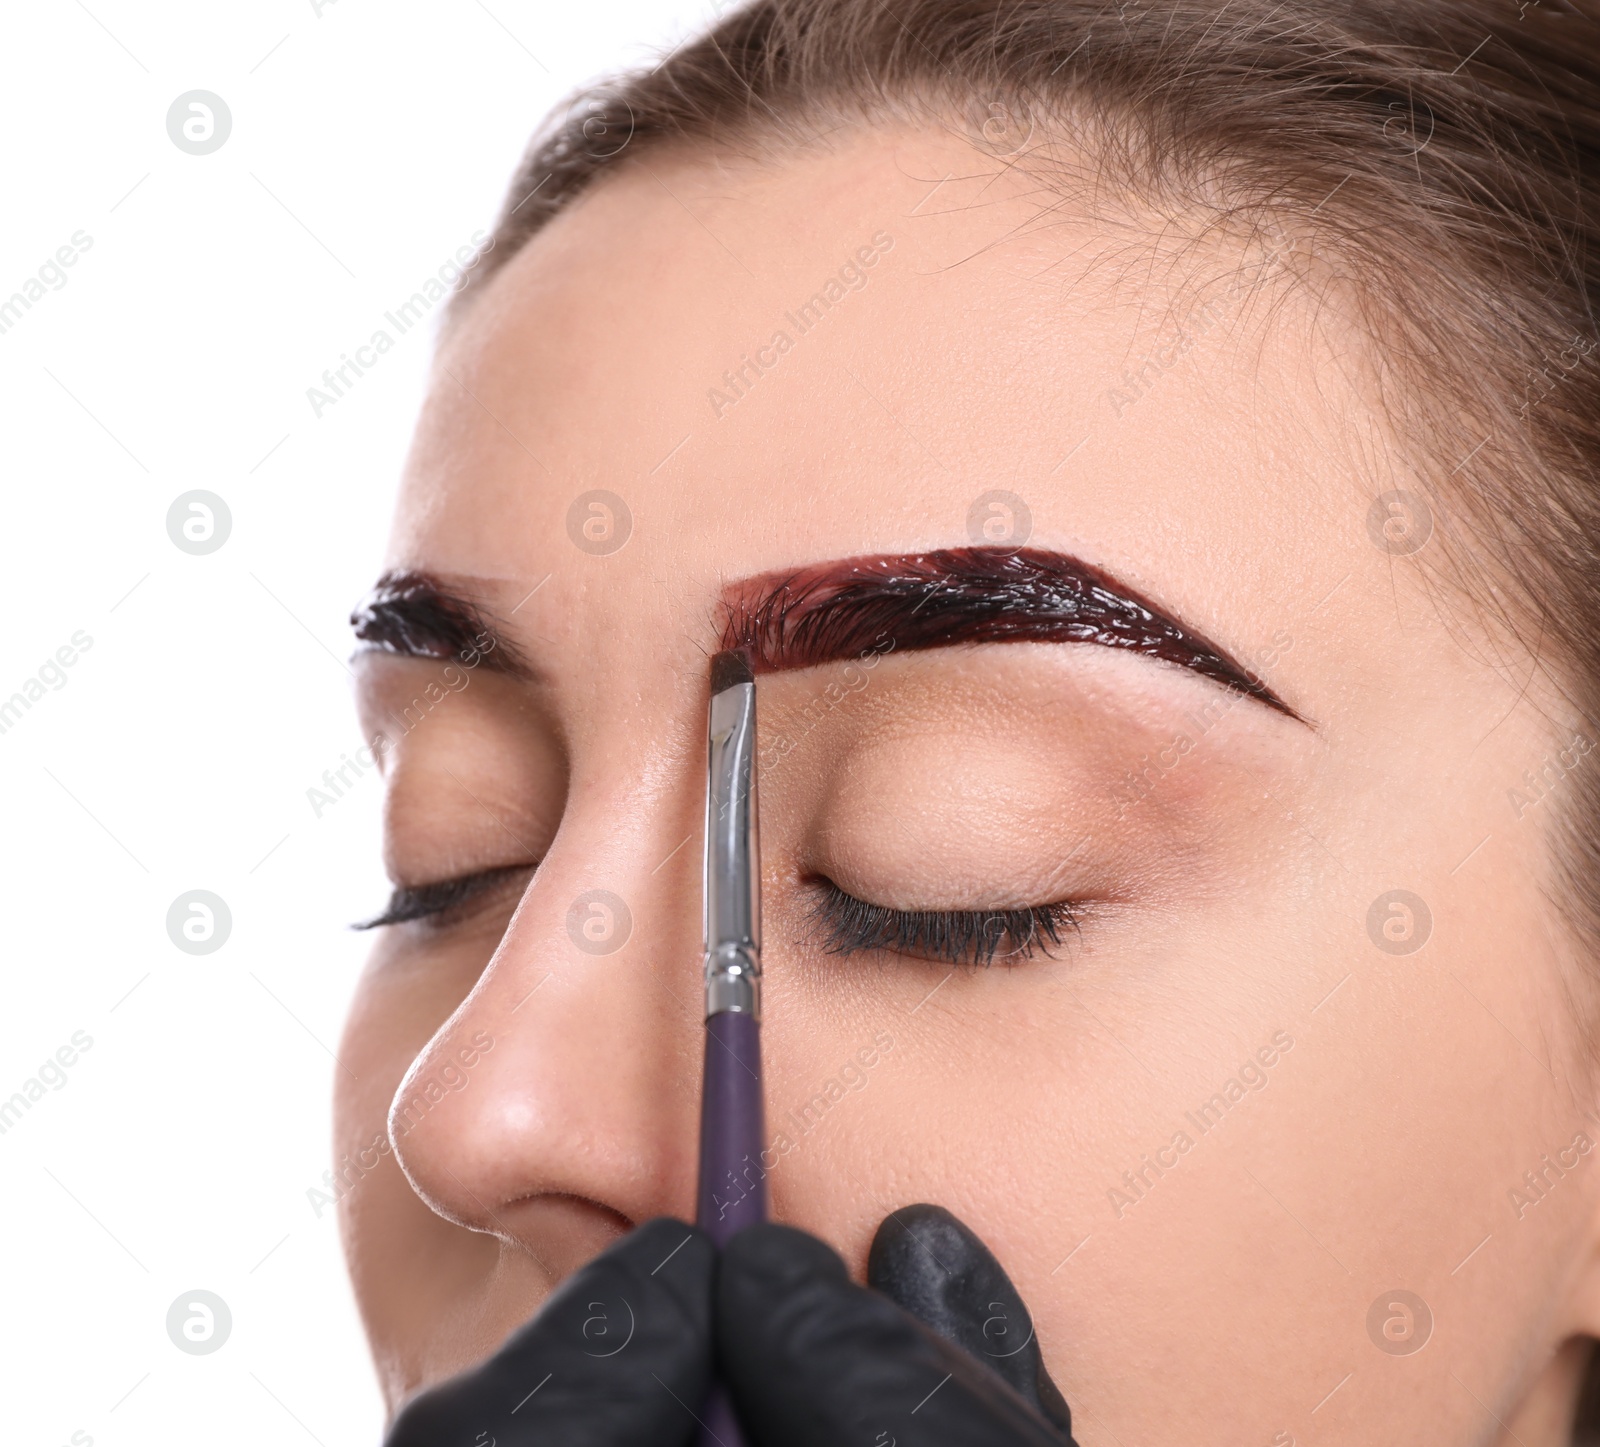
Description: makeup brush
xmin=696 ymin=649 xmax=766 ymax=1447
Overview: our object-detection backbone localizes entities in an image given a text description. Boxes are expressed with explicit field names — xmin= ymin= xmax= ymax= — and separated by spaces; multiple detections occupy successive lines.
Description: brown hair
xmin=457 ymin=0 xmax=1600 ymax=1398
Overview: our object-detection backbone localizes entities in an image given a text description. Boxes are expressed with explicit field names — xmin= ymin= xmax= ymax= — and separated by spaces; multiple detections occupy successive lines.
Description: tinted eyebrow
xmin=349 ymin=570 xmax=532 ymax=678
xmin=719 ymin=547 xmax=1302 ymax=720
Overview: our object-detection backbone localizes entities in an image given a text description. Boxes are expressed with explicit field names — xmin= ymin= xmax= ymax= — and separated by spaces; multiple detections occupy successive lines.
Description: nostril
xmin=491 ymin=1192 xmax=637 ymax=1282
xmin=503 ymin=1189 xmax=635 ymax=1235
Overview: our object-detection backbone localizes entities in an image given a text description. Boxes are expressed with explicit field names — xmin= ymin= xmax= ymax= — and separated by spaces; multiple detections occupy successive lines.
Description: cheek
xmin=759 ymin=850 xmax=1580 ymax=1440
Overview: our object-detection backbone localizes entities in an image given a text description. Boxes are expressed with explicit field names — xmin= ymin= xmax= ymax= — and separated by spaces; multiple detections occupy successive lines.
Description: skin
xmin=335 ymin=121 xmax=1600 ymax=1444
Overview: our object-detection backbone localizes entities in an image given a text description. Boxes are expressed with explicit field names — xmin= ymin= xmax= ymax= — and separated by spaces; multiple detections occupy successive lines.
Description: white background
xmin=0 ymin=2 xmax=721 ymax=1441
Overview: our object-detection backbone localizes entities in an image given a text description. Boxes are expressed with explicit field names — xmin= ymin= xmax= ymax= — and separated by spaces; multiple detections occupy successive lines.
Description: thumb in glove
xmin=868 ymin=1202 xmax=1072 ymax=1433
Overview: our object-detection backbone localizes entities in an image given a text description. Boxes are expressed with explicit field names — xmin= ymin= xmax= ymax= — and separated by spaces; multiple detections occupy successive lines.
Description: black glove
xmin=384 ymin=1205 xmax=1074 ymax=1446
xmin=719 ymin=1203 xmax=1076 ymax=1446
xmin=384 ymin=1216 xmax=714 ymax=1447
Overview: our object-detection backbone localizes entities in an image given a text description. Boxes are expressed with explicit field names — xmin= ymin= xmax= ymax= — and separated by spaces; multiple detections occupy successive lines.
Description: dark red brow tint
xmin=720 ymin=547 xmax=1300 ymax=719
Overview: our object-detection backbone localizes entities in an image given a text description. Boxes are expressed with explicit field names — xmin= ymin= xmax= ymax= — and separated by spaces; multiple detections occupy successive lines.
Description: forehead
xmin=386 ymin=124 xmax=1377 ymax=678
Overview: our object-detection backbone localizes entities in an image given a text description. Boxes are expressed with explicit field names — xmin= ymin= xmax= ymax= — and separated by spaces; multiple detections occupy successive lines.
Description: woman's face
xmin=338 ymin=124 xmax=1600 ymax=1441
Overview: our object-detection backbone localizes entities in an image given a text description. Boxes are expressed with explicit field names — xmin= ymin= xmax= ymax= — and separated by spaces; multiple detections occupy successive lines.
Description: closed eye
xmin=354 ymin=863 xmax=536 ymax=930
xmin=806 ymin=877 xmax=1079 ymax=968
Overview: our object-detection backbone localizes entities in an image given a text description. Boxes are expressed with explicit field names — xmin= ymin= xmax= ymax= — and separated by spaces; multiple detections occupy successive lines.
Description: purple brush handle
xmin=695 ymin=1009 xmax=766 ymax=1446
xmin=697 ymin=1011 xmax=767 ymax=1243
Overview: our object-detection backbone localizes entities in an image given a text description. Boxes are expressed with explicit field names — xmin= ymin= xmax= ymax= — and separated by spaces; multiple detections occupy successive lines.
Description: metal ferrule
xmin=704 ymin=680 xmax=761 ymax=1019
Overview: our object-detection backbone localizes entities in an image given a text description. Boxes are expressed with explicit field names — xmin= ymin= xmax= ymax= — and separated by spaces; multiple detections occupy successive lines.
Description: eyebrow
xmin=349 ymin=570 xmax=532 ymax=678
xmin=720 ymin=547 xmax=1302 ymax=720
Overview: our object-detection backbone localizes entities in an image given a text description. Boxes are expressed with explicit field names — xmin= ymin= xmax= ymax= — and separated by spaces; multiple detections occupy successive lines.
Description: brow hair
xmin=349 ymin=570 xmax=531 ymax=677
xmin=721 ymin=546 xmax=1302 ymax=717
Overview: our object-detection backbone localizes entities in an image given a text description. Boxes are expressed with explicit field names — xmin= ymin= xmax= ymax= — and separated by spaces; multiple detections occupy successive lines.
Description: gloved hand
xmin=383 ymin=1205 xmax=1075 ymax=1446
xmin=719 ymin=1203 xmax=1076 ymax=1447
xmin=383 ymin=1217 xmax=715 ymax=1447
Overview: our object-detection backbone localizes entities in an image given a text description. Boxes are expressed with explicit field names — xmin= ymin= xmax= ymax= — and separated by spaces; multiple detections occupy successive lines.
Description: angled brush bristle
xmin=710 ymin=648 xmax=754 ymax=693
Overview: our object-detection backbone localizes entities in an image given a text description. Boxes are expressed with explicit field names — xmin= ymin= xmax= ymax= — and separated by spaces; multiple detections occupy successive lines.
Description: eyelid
xmin=353 ymin=862 xmax=535 ymax=930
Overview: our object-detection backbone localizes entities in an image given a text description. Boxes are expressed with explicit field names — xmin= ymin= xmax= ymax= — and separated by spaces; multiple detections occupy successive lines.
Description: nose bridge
xmin=388 ymin=758 xmax=706 ymax=1237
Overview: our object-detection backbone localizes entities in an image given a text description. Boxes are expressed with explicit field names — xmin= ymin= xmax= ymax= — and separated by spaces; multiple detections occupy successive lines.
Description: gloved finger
xmin=717 ymin=1223 xmax=1072 ymax=1447
xmin=386 ymin=1217 xmax=714 ymax=1447
xmin=868 ymin=1203 xmax=1071 ymax=1434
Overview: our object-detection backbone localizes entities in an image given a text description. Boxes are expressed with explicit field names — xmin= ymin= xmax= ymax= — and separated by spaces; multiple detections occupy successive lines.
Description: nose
xmin=388 ymin=774 xmax=705 ymax=1277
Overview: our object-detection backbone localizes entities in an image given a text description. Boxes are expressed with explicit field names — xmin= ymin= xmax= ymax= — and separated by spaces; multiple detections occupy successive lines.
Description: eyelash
xmin=355 ymin=867 xmax=1078 ymax=968
xmin=808 ymin=878 xmax=1077 ymax=968
xmin=354 ymin=864 xmax=534 ymax=931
